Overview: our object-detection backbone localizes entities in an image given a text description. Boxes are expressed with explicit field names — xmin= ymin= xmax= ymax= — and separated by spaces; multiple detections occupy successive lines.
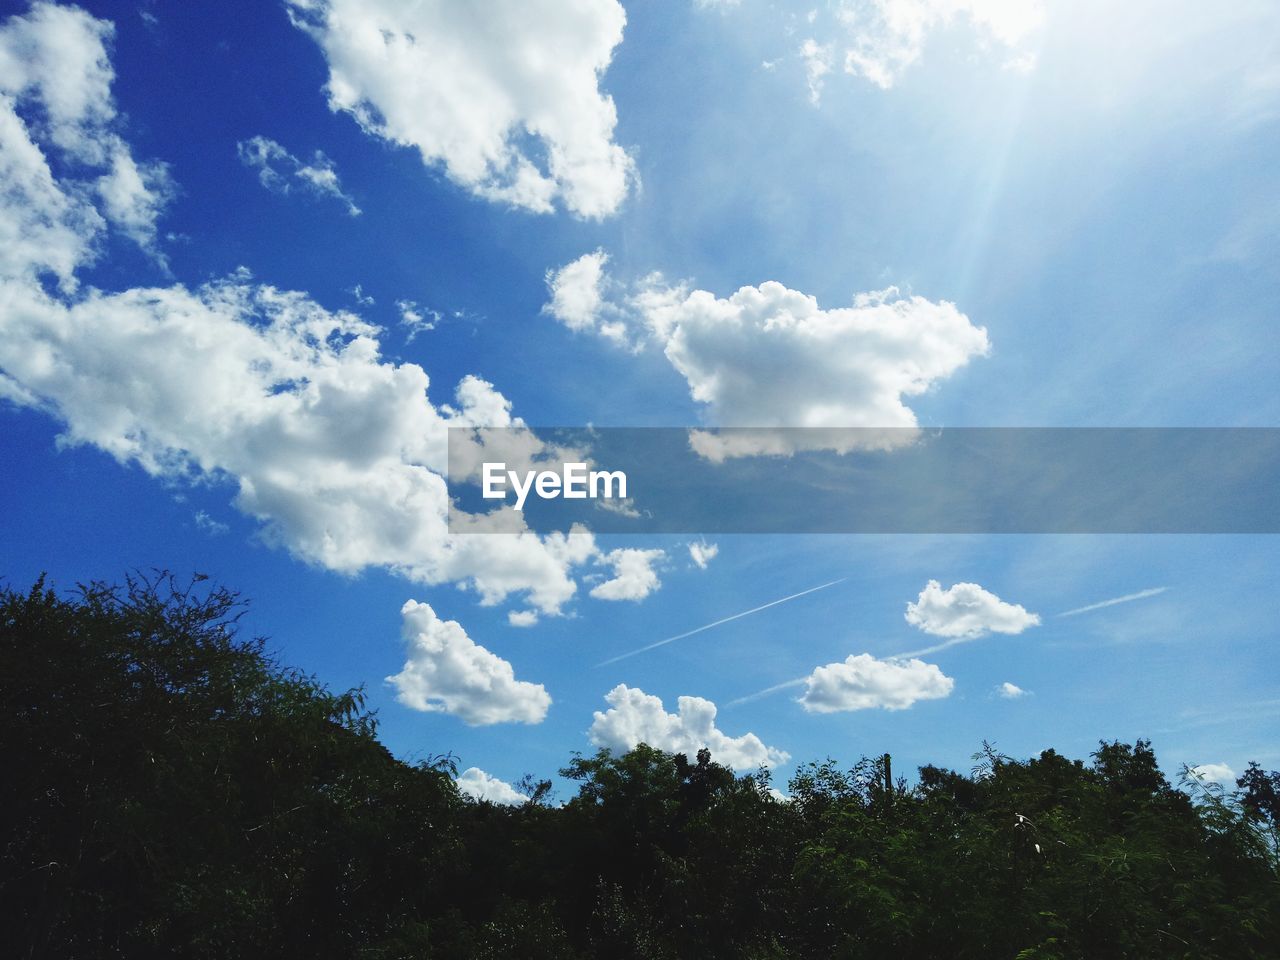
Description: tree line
xmin=2 ymin=574 xmax=1277 ymax=958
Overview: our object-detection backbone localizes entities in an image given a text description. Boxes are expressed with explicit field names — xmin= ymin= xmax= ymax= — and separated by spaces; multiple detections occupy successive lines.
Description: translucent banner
xmin=446 ymin=427 xmax=1280 ymax=534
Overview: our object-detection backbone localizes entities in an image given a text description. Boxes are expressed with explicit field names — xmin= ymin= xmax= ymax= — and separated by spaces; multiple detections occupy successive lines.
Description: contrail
xmin=595 ymin=577 xmax=847 ymax=668
xmin=729 ymin=587 xmax=1172 ymax=707
xmin=725 ymin=632 xmax=981 ymax=709
xmin=1059 ymin=587 xmax=1168 ymax=618
xmin=891 ymin=636 xmax=974 ymax=659
xmin=725 ymin=678 xmax=805 ymax=708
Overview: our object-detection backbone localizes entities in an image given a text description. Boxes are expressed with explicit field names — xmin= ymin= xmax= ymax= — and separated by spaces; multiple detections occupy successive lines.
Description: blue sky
xmin=1 ymin=0 xmax=1277 ymax=802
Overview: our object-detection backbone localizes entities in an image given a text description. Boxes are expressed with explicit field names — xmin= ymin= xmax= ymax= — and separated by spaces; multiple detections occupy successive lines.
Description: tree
xmin=3 ymin=573 xmax=1278 ymax=959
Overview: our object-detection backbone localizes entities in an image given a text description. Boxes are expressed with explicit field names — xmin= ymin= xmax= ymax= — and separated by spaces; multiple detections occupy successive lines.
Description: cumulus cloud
xmin=589 ymin=684 xmax=789 ymax=770
xmin=285 ymin=0 xmax=635 ymax=218
xmin=0 ymin=271 xmax=601 ymax=613
xmin=655 ymin=283 xmax=987 ymax=449
xmin=507 ymin=609 xmax=539 ymax=628
xmin=387 ymin=600 xmax=551 ymax=725
xmin=799 ymin=653 xmax=954 ymax=712
xmin=590 ymin=548 xmax=665 ymax=601
xmin=237 ymin=135 xmax=361 ymax=216
xmin=0 ymin=3 xmax=629 ymax=619
xmin=456 ymin=767 xmax=529 ymax=805
xmin=996 ymin=681 xmax=1029 ymax=699
xmin=544 ymin=249 xmax=630 ymax=344
xmin=542 ymin=255 xmax=989 ymax=458
xmin=688 ymin=540 xmax=719 ymax=569
xmin=0 ymin=1 xmax=171 ymax=272
xmin=1190 ymin=763 xmax=1236 ymax=787
xmin=906 ymin=580 xmax=1040 ymax=639
xmin=833 ymin=0 xmax=1045 ymax=91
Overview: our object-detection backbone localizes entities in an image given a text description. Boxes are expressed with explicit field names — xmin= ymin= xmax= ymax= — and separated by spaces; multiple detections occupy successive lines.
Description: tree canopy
xmin=2 ymin=574 xmax=1276 ymax=958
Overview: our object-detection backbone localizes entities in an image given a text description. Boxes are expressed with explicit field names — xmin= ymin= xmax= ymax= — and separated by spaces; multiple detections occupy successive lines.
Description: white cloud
xmin=590 ymin=547 xmax=665 ymax=601
xmin=285 ymin=0 xmax=635 ymax=218
xmin=0 ymin=1 xmax=170 ymax=273
xmin=96 ymin=149 xmax=175 ymax=254
xmin=835 ymin=0 xmax=1046 ymax=90
xmin=193 ymin=510 xmax=229 ymax=536
xmin=237 ymin=135 xmax=361 ymax=216
xmin=1190 ymin=763 xmax=1236 ymax=787
xmin=595 ymin=496 xmax=642 ymax=519
xmin=545 ymin=251 xmax=604 ymax=330
xmin=0 ymin=273 xmax=601 ymax=613
xmin=656 ymin=284 xmax=987 ymax=450
xmin=688 ymin=540 xmax=719 ymax=569
xmin=544 ymin=249 xmax=629 ymax=343
xmin=799 ymin=653 xmax=954 ymax=712
xmin=542 ymin=255 xmax=989 ymax=458
xmin=800 ymin=38 xmax=833 ymax=104
xmin=906 ymin=580 xmax=1040 ymax=639
xmin=0 ymin=5 xmax=614 ymax=618
xmin=396 ymin=299 xmax=439 ymax=342
xmin=589 ymin=684 xmax=789 ymax=770
xmin=387 ymin=600 xmax=551 ymax=725
xmin=996 ymin=681 xmax=1029 ymax=698
xmin=456 ymin=767 xmax=529 ymax=805
xmin=507 ymin=609 xmax=539 ymax=628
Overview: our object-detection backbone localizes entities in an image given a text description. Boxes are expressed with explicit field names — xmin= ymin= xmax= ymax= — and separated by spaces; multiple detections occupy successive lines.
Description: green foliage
xmin=1 ymin=574 xmax=462 ymax=958
xmin=3 ymin=574 xmax=1278 ymax=958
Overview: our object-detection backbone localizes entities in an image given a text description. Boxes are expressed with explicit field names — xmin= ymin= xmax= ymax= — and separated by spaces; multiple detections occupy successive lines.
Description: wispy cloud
xmin=1156 ymin=699 xmax=1280 ymax=734
xmin=996 ymin=681 xmax=1030 ymax=699
xmin=237 ymin=135 xmax=361 ymax=216
xmin=595 ymin=577 xmax=846 ymax=667
xmin=725 ymin=677 xmax=806 ymax=709
xmin=1059 ymin=587 xmax=1168 ymax=618
xmin=893 ymin=636 xmax=975 ymax=659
